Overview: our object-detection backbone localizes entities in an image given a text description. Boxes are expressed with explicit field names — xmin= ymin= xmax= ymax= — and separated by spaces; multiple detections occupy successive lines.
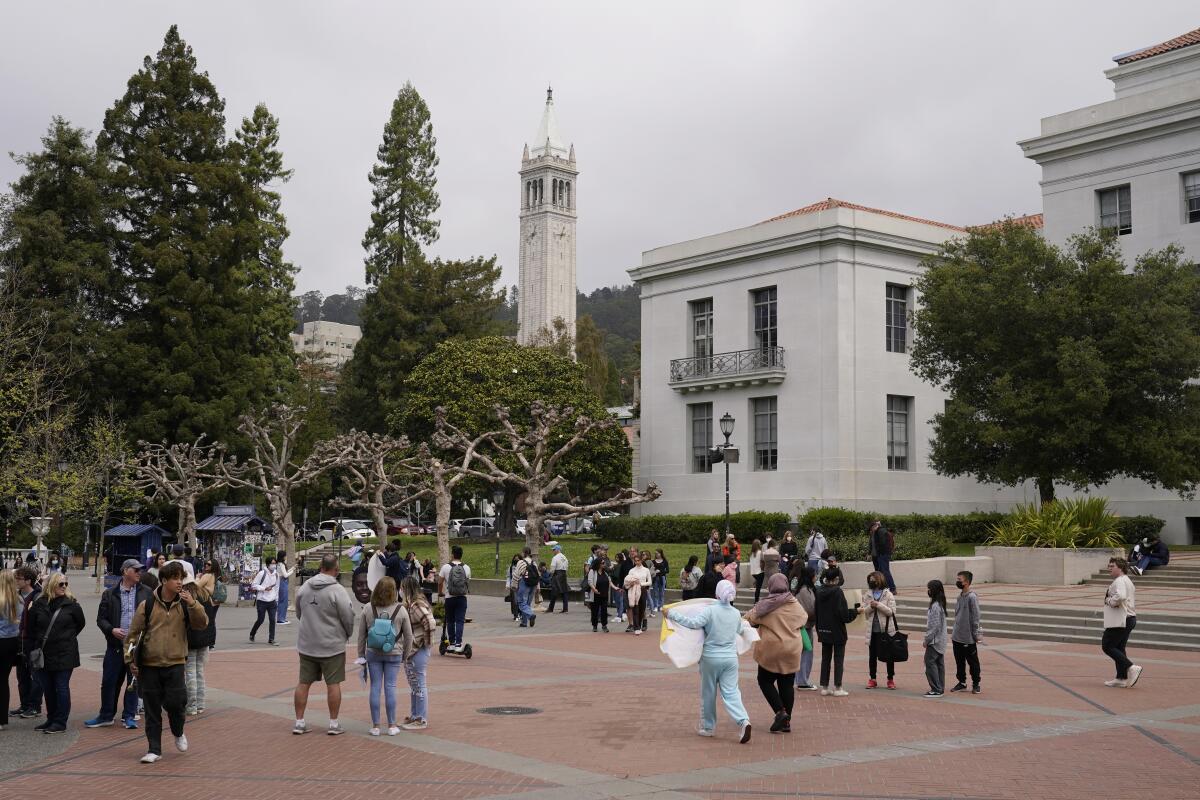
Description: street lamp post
xmin=717 ymin=413 xmax=736 ymax=538
xmin=492 ymin=486 xmax=505 ymax=576
xmin=56 ymin=459 xmax=69 ymax=564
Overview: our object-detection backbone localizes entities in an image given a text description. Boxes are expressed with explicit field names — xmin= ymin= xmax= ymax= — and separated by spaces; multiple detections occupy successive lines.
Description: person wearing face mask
xmin=249 ymin=556 xmax=280 ymax=645
xmin=863 ymin=571 xmax=897 ymax=689
xmin=813 ymin=566 xmax=862 ymax=697
xmin=950 ymin=571 xmax=982 ymax=694
xmin=923 ymin=580 xmax=948 ymax=697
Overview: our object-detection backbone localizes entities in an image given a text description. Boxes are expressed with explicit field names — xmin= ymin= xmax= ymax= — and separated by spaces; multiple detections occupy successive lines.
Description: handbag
xmin=878 ymin=613 xmax=909 ymax=663
xmin=28 ymin=607 xmax=63 ymax=670
xmin=801 ymin=627 xmax=812 ymax=652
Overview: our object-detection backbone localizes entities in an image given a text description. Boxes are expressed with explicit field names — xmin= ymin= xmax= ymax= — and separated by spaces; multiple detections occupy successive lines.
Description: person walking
xmin=814 ymin=566 xmax=861 ymax=697
xmin=950 ymin=570 xmax=982 ymax=694
xmin=680 ymin=556 xmax=703 ymax=601
xmin=183 ymin=571 xmax=216 ymax=716
xmin=868 ymin=520 xmax=896 ymax=593
xmin=0 ymin=569 xmax=22 ymax=731
xmin=791 ymin=565 xmax=818 ymax=691
xmin=28 ymin=573 xmax=86 ymax=733
xmin=276 ymin=556 xmax=295 ymax=625
xmin=248 ymin=556 xmax=280 ymax=645
xmin=651 ymin=549 xmax=669 ymax=617
xmin=438 ymin=545 xmax=471 ymax=652
xmin=292 ymin=554 xmax=355 ymax=736
xmin=506 ymin=554 xmax=520 ymax=621
xmin=355 ymin=576 xmax=412 ymax=736
xmin=589 ymin=558 xmax=611 ymax=632
xmin=804 ymin=528 xmax=827 ymax=574
xmin=13 ymin=566 xmax=43 ymax=719
xmin=86 ymin=559 xmax=151 ymax=730
xmin=923 ymin=579 xmax=948 ymax=697
xmin=666 ymin=580 xmax=753 ymax=743
xmin=125 ymin=561 xmax=208 ymax=762
xmin=863 ymin=571 xmax=897 ymax=690
xmin=400 ymin=576 xmax=435 ymax=730
xmin=746 ymin=573 xmax=807 ymax=733
xmin=546 ymin=544 xmax=569 ymax=613
xmin=624 ymin=553 xmax=652 ymax=634
xmin=1102 ymin=557 xmax=1142 ymax=688
xmin=512 ymin=548 xmax=538 ymax=628
xmin=749 ymin=540 xmax=764 ymax=603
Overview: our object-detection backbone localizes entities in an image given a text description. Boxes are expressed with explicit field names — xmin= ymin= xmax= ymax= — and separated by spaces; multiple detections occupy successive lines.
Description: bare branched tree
xmin=435 ymin=402 xmax=660 ymax=553
xmin=411 ymin=434 xmax=492 ymax=566
xmin=328 ymin=430 xmax=428 ymax=540
xmin=134 ymin=436 xmax=230 ymax=552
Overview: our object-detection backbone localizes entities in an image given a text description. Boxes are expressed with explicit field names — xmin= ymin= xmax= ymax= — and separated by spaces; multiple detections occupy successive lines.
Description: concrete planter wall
xmin=977 ymin=545 xmax=1123 ymax=585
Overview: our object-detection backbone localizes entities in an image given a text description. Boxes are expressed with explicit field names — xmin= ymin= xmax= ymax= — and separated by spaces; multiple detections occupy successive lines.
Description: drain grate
xmin=477 ymin=706 xmax=541 ymax=716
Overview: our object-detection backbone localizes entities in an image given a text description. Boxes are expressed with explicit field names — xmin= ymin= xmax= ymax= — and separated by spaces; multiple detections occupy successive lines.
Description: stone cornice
xmin=1019 ymin=97 xmax=1200 ymax=164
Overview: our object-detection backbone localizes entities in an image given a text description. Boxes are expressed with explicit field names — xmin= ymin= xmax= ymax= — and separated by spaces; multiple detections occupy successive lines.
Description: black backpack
xmin=522 ymin=560 xmax=540 ymax=588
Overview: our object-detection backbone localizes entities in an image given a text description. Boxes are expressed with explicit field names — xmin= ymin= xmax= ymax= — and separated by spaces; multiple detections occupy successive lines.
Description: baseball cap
xmin=121 ymin=558 xmax=144 ymax=572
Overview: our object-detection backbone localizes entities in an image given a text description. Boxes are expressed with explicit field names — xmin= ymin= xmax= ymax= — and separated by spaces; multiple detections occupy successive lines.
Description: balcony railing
xmin=669 ymin=346 xmax=786 ymax=385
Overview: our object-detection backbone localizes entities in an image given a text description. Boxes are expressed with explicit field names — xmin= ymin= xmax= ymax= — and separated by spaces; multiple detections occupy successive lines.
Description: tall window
xmin=886 ymin=395 xmax=911 ymax=471
xmin=886 ymin=284 xmax=908 ymax=353
xmin=690 ymin=403 xmax=713 ymax=473
xmin=1098 ymin=186 xmax=1132 ymax=235
xmin=1185 ymin=172 xmax=1200 ymax=224
xmin=752 ymin=287 xmax=777 ymax=365
xmin=690 ymin=299 xmax=713 ymax=363
xmin=752 ymin=397 xmax=778 ymax=471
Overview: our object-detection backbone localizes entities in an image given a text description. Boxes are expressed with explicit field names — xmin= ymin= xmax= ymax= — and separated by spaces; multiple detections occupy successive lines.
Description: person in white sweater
xmin=1101 ymin=557 xmax=1141 ymax=688
xmin=249 ymin=558 xmax=280 ymax=645
xmin=623 ymin=555 xmax=652 ymax=635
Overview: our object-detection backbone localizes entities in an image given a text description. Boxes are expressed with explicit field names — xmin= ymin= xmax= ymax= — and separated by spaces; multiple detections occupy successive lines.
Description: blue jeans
xmin=516 ymin=582 xmax=535 ymax=625
xmin=404 ymin=646 xmax=429 ymax=720
xmin=698 ymin=657 xmax=748 ymax=732
xmin=614 ymin=589 xmax=626 ymax=619
xmin=808 ymin=558 xmax=820 ymax=574
xmin=366 ymin=653 xmax=401 ymax=726
xmin=873 ymin=555 xmax=896 ymax=593
xmin=1136 ymin=555 xmax=1167 ymax=572
xmin=796 ymin=634 xmax=814 ymax=687
xmin=277 ymin=578 xmax=289 ymax=622
xmin=651 ymin=575 xmax=666 ymax=611
xmin=444 ymin=595 xmax=467 ymax=646
xmin=98 ymin=643 xmax=138 ymax=722
xmin=40 ymin=668 xmax=73 ymax=727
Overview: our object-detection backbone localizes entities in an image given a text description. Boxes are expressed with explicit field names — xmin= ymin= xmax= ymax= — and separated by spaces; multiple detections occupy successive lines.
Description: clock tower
xmin=518 ymin=87 xmax=577 ymax=346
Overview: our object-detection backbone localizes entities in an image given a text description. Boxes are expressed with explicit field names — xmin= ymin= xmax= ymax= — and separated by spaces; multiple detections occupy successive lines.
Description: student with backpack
xmin=438 ymin=546 xmax=471 ymax=653
xmin=513 ymin=547 xmax=538 ymax=628
xmin=804 ymin=528 xmax=828 ymax=574
xmin=588 ymin=558 xmax=612 ymax=632
xmin=248 ymin=556 xmax=279 ymax=645
xmin=355 ymin=576 xmax=412 ymax=736
xmin=868 ymin=520 xmax=896 ymax=593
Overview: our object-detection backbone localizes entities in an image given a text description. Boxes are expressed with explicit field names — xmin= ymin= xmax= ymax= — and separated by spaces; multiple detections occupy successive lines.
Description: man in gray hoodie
xmin=292 ymin=554 xmax=354 ymax=735
xmin=950 ymin=570 xmax=982 ymax=694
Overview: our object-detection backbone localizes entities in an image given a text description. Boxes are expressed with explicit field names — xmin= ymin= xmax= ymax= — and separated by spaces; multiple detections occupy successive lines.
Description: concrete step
xmin=1083 ymin=577 xmax=1197 ymax=589
xmin=893 ymin=607 xmax=1199 ymax=637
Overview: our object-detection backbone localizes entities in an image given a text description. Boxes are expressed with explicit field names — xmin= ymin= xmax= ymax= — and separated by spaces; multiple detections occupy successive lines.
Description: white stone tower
xmin=518 ymin=86 xmax=577 ymax=346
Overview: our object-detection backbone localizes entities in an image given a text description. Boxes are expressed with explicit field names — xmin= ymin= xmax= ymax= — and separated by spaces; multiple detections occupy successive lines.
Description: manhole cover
xmin=478 ymin=706 xmax=541 ymax=716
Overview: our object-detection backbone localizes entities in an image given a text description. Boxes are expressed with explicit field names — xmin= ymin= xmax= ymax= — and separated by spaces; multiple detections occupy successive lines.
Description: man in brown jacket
xmin=126 ymin=560 xmax=208 ymax=764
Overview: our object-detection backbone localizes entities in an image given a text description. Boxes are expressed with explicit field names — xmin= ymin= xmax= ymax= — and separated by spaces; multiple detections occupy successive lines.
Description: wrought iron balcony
xmin=669 ymin=346 xmax=786 ymax=392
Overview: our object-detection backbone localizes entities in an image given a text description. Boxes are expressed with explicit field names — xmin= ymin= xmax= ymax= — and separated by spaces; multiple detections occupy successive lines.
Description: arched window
xmin=565 ymin=181 xmax=571 ymax=209
xmin=538 ymin=178 xmax=544 ymax=204
xmin=525 ymin=181 xmax=531 ymax=208
xmin=552 ymin=180 xmax=558 ymax=205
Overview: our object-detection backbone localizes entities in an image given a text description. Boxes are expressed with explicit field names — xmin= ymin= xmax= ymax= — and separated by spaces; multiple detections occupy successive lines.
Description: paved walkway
xmin=2 ymin=590 xmax=1198 ymax=799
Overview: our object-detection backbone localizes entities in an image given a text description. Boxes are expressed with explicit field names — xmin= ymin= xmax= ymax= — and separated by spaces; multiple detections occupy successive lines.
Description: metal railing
xmin=669 ymin=346 xmax=786 ymax=382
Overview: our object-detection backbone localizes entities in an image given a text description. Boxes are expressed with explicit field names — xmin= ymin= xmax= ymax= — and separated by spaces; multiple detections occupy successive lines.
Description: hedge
xmin=823 ymin=531 xmax=952 ymax=562
xmin=1114 ymin=516 xmax=1165 ymax=544
xmin=595 ymin=511 xmax=790 ymax=544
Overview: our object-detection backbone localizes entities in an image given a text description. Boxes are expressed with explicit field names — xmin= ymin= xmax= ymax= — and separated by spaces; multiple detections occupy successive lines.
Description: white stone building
xmin=517 ymin=88 xmax=578 ymax=345
xmin=631 ymin=27 xmax=1200 ymax=543
xmin=290 ymin=320 xmax=361 ymax=367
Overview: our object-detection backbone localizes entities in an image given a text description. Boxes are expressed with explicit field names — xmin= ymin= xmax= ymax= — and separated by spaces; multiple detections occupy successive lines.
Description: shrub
xmin=797 ymin=507 xmax=1004 ymax=543
xmin=1114 ymin=516 xmax=1165 ymax=544
xmin=825 ymin=534 xmax=870 ymax=562
xmin=797 ymin=507 xmax=872 ymax=538
xmin=894 ymin=531 xmax=953 ymax=560
xmin=595 ymin=511 xmax=790 ymax=544
xmin=986 ymin=499 xmax=1124 ymax=549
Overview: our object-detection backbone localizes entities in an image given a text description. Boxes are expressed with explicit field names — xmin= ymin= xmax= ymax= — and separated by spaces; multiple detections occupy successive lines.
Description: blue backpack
xmin=366 ymin=607 xmax=401 ymax=653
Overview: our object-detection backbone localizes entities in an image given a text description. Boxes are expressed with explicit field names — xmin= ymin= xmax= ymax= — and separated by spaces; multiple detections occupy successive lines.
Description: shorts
xmin=298 ymin=653 xmax=346 ymax=685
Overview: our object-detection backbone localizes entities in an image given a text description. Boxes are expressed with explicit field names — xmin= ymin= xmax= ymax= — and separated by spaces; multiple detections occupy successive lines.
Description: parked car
xmin=450 ymin=519 xmax=463 ymax=535
xmin=564 ymin=517 xmax=594 ymax=533
xmin=459 ymin=517 xmax=495 ymax=538
xmin=315 ymin=519 xmax=374 ymax=541
xmin=386 ymin=517 xmax=429 ymax=536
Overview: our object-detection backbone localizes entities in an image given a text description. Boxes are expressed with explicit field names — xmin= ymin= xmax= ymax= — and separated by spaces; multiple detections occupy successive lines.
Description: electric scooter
xmin=438 ymin=615 xmax=472 ymax=658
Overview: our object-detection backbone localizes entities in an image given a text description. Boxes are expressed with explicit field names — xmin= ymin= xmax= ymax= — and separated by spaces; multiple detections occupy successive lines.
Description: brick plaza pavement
xmin=2 ymin=593 xmax=1198 ymax=799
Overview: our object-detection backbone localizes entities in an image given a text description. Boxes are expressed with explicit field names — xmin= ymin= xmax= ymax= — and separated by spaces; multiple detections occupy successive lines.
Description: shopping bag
xmin=801 ymin=627 xmax=812 ymax=652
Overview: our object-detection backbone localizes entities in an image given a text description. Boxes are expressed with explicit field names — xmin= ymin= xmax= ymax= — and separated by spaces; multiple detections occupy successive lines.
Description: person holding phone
xmin=813 ymin=566 xmax=862 ymax=697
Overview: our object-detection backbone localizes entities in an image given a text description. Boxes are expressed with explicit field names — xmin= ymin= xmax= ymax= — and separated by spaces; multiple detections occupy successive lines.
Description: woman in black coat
xmin=813 ymin=566 xmax=860 ymax=698
xmin=27 ymin=573 xmax=86 ymax=733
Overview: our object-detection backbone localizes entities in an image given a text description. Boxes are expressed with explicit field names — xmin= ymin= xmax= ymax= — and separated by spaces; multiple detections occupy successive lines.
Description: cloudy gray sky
xmin=2 ymin=2 xmax=1196 ymax=297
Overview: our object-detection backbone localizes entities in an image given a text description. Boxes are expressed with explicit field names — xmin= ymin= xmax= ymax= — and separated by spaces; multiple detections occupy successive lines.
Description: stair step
xmin=892 ymin=608 xmax=1197 ymax=633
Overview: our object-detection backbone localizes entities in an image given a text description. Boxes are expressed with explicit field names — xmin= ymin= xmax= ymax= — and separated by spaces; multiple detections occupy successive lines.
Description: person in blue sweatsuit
xmin=666 ymin=579 xmax=753 ymax=743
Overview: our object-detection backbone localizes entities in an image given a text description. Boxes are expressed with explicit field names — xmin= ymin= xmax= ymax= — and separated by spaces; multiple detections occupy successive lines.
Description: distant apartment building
xmin=290 ymin=320 xmax=361 ymax=367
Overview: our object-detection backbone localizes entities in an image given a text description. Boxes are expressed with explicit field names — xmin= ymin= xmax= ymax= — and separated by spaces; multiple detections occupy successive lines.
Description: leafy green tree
xmin=340 ymin=255 xmax=504 ymax=432
xmin=0 ymin=117 xmax=118 ymax=406
xmin=576 ymin=314 xmax=621 ymax=405
xmin=96 ymin=25 xmax=292 ymax=444
xmin=362 ymin=82 xmax=439 ymax=286
xmin=394 ymin=336 xmax=633 ymax=533
xmin=910 ymin=222 xmax=1200 ymax=503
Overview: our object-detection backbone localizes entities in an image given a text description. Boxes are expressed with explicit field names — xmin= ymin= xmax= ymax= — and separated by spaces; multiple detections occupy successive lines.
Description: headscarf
xmin=751 ymin=573 xmax=795 ymax=617
xmin=716 ymin=579 xmax=736 ymax=604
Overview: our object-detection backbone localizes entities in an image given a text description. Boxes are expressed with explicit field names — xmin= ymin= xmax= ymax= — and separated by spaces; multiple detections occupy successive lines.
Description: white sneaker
xmin=831 ymin=688 xmax=850 ymax=697
xmin=402 ymin=719 xmax=427 ymax=730
xmin=696 ymin=726 xmax=714 ymax=737
xmin=369 ymin=727 xmax=380 ymax=736
xmin=1104 ymin=679 xmax=1124 ymax=687
xmin=140 ymin=753 xmax=161 ymax=764
xmin=174 ymin=735 xmax=188 ymax=752
xmin=387 ymin=725 xmax=400 ymax=736
xmin=1126 ymin=665 xmax=1143 ymax=688
xmin=820 ymin=687 xmax=830 ymax=696
xmin=292 ymin=720 xmax=308 ymax=735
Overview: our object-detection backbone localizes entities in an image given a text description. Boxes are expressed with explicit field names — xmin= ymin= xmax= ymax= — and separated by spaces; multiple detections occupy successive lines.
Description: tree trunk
xmin=370 ymin=496 xmax=388 ymax=541
xmin=1037 ymin=477 xmax=1056 ymax=506
xmin=525 ymin=490 xmax=544 ymax=556
xmin=499 ymin=484 xmax=519 ymax=537
xmin=95 ymin=504 xmax=109 ymax=593
xmin=433 ymin=472 xmax=451 ymax=567
xmin=179 ymin=501 xmax=198 ymax=553
xmin=268 ymin=493 xmax=297 ymax=609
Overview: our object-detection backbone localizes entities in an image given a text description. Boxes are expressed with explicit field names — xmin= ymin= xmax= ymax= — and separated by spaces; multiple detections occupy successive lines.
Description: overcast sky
xmin=2 ymin=2 xmax=1196 ymax=297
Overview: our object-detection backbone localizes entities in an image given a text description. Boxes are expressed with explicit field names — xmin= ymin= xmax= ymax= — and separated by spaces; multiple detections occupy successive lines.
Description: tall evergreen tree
xmin=575 ymin=314 xmax=620 ymax=405
xmin=362 ymin=82 xmax=440 ymax=286
xmin=96 ymin=26 xmax=293 ymax=444
xmin=0 ymin=117 xmax=118 ymax=404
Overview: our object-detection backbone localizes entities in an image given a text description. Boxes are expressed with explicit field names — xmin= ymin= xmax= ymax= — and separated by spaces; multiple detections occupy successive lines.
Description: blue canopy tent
xmin=101 ymin=523 xmax=168 ymax=588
